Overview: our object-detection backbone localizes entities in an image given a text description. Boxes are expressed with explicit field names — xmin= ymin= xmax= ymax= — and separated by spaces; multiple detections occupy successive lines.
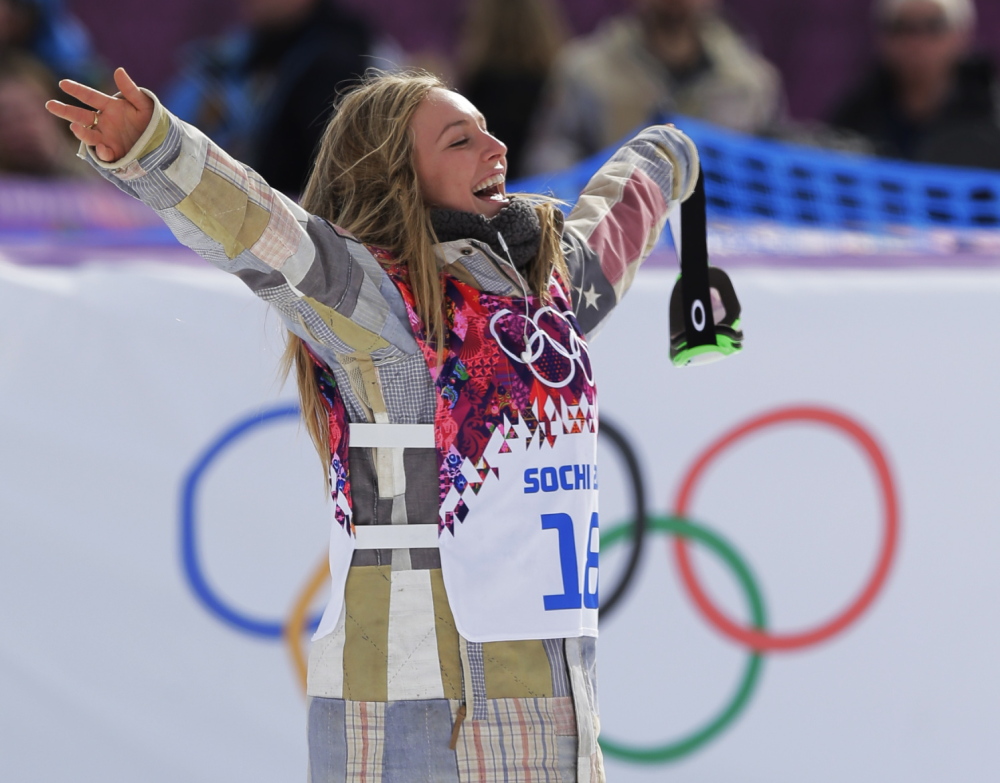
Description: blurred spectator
xmin=163 ymin=0 xmax=390 ymax=196
xmin=523 ymin=0 xmax=785 ymax=173
xmin=0 ymin=0 xmax=106 ymax=87
xmin=457 ymin=0 xmax=568 ymax=178
xmin=0 ymin=50 xmax=89 ymax=176
xmin=830 ymin=0 xmax=1000 ymax=168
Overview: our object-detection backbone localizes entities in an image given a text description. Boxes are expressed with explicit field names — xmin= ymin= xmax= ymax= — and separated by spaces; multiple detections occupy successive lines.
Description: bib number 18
xmin=541 ymin=512 xmax=599 ymax=611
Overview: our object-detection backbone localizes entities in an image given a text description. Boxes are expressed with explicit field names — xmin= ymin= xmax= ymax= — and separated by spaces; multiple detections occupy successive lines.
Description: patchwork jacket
xmin=85 ymin=93 xmax=699 ymax=777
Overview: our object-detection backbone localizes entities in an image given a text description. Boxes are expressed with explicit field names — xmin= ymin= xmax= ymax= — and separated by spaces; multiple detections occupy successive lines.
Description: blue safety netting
xmin=6 ymin=116 xmax=1000 ymax=256
xmin=512 ymin=116 xmax=1000 ymax=230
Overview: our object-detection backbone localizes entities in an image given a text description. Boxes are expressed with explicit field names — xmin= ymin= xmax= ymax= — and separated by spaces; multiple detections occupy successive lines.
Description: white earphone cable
xmin=495 ymin=231 xmax=533 ymax=362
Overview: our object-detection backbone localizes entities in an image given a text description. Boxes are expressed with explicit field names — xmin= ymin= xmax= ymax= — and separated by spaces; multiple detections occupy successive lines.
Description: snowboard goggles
xmin=667 ymin=170 xmax=743 ymax=367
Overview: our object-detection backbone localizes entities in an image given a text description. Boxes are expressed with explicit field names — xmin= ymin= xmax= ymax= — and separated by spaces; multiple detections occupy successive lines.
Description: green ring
xmin=598 ymin=516 xmax=768 ymax=763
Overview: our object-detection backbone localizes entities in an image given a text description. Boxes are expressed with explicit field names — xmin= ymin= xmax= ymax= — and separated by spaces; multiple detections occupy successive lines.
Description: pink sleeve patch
xmin=587 ymin=168 xmax=668 ymax=287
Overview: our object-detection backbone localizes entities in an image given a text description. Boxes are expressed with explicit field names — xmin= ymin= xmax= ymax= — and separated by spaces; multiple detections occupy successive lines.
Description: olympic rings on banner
xmin=179 ymin=404 xmax=323 ymax=638
xmin=598 ymin=516 xmax=766 ymax=763
xmin=180 ymin=401 xmax=901 ymax=765
xmin=672 ymin=406 xmax=899 ymax=652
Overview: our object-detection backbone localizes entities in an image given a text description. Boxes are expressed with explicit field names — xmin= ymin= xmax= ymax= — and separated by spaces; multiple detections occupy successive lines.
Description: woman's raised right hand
xmin=44 ymin=67 xmax=154 ymax=164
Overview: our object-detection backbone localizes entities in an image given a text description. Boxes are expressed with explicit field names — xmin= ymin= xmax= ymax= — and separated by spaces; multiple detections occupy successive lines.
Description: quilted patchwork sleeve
xmin=561 ymin=125 xmax=700 ymax=339
xmin=82 ymin=91 xmax=417 ymax=359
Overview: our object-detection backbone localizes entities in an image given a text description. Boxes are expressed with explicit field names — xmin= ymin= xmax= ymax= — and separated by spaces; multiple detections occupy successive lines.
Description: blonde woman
xmin=46 ymin=66 xmax=699 ymax=782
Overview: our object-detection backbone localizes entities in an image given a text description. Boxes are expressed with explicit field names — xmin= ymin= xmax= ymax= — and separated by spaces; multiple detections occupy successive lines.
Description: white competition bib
xmin=438 ymin=393 xmax=599 ymax=642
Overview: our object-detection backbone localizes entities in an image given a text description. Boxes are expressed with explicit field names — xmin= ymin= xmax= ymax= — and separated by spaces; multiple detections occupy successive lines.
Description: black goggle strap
xmin=668 ymin=169 xmax=717 ymax=349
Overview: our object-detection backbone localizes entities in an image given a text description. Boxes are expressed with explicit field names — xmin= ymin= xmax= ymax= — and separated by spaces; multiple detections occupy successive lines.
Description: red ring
xmin=672 ymin=406 xmax=899 ymax=652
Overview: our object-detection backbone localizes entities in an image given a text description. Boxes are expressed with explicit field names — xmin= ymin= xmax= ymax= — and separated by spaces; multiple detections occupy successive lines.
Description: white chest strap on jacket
xmin=353 ymin=523 xmax=440 ymax=549
xmin=349 ymin=423 xmax=434 ymax=449
xmin=348 ymin=422 xmax=439 ymax=550
xmin=668 ymin=170 xmax=744 ymax=367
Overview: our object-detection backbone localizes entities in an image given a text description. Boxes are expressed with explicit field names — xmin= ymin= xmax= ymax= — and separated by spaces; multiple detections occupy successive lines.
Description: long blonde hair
xmin=284 ymin=69 xmax=567 ymax=469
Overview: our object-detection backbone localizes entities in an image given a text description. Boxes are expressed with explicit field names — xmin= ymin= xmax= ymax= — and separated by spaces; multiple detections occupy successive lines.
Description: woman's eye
xmin=449 ymin=138 xmax=469 ymax=148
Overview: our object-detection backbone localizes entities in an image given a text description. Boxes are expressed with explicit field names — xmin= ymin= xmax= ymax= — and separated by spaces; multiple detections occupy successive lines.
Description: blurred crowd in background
xmin=3 ymin=0 xmax=1000 ymax=190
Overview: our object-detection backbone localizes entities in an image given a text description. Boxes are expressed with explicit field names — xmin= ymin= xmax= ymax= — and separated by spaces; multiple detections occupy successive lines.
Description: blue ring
xmin=180 ymin=403 xmax=324 ymax=638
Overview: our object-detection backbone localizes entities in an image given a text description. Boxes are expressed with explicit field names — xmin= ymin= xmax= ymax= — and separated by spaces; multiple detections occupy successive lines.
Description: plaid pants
xmin=307 ymin=696 xmax=600 ymax=783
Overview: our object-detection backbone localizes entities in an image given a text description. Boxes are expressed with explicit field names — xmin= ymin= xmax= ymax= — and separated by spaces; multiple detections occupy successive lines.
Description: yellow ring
xmin=284 ymin=555 xmax=331 ymax=694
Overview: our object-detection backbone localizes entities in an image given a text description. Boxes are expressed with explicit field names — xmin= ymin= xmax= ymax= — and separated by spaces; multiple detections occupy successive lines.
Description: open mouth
xmin=473 ymin=173 xmax=508 ymax=203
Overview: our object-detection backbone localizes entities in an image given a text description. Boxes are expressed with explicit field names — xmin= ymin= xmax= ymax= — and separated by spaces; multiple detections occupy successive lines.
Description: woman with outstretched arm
xmin=47 ymin=65 xmax=699 ymax=782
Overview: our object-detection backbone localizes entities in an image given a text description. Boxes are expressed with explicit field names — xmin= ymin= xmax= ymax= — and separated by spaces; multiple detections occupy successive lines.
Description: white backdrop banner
xmin=2 ymin=253 xmax=998 ymax=782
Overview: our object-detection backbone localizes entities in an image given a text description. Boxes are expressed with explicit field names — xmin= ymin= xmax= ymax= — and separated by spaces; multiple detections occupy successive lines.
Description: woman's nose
xmin=484 ymin=133 xmax=507 ymax=160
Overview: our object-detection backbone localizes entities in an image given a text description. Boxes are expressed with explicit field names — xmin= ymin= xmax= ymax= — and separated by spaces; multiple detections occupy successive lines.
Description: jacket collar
xmin=434 ymin=238 xmax=524 ymax=297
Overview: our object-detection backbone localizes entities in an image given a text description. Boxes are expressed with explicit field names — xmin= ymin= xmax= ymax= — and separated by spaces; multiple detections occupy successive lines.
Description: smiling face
xmin=411 ymin=88 xmax=509 ymax=218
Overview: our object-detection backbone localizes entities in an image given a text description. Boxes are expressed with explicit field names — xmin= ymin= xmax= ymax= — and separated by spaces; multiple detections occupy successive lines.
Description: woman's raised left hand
xmin=44 ymin=67 xmax=154 ymax=163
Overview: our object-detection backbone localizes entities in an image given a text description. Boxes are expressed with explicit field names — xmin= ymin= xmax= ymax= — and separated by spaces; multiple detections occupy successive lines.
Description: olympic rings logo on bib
xmin=489 ymin=306 xmax=595 ymax=389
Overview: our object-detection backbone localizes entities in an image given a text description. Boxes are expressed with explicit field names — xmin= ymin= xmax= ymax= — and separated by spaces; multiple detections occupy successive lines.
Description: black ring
xmin=597 ymin=417 xmax=648 ymax=620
